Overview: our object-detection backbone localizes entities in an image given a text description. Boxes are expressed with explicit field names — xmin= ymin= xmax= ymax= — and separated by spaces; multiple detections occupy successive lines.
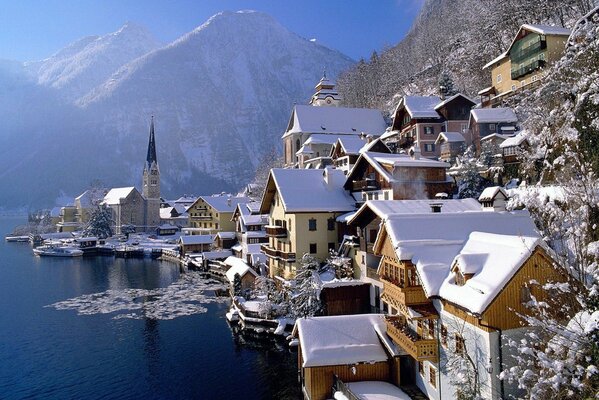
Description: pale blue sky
xmin=0 ymin=0 xmax=423 ymax=61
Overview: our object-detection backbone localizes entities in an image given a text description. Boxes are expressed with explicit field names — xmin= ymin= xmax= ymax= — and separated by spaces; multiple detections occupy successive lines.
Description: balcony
xmin=385 ymin=316 xmax=438 ymax=362
xmin=192 ymin=215 xmax=212 ymax=221
xmin=260 ymin=244 xmax=296 ymax=262
xmin=398 ymin=135 xmax=415 ymax=149
xmin=381 ymin=277 xmax=429 ymax=306
xmin=264 ymin=225 xmax=287 ymax=238
xmin=511 ymin=39 xmax=546 ymax=64
xmin=511 ymin=59 xmax=546 ymax=80
xmin=351 ymin=179 xmax=380 ymax=191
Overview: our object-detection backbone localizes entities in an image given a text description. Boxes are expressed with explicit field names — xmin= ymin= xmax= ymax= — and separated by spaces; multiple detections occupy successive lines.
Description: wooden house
xmin=372 ymin=211 xmax=569 ymax=399
xmin=224 ymin=256 xmax=258 ymax=295
xmin=344 ymin=151 xmax=453 ymax=203
xmin=178 ymin=234 xmax=212 ymax=256
xmin=435 ymin=132 xmax=466 ymax=164
xmin=468 ymin=108 xmax=519 ymax=152
xmin=294 ymin=314 xmax=406 ymax=400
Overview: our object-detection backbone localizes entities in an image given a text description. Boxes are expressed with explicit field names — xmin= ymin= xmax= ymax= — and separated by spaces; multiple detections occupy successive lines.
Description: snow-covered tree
xmin=82 ymin=205 xmax=113 ymax=239
xmin=327 ymin=250 xmax=354 ymax=279
xmin=438 ymin=70 xmax=458 ymax=98
xmin=453 ymin=146 xmax=489 ymax=199
xmin=290 ymin=254 xmax=323 ymax=318
xmin=233 ymin=273 xmax=242 ymax=297
xmin=500 ymin=7 xmax=599 ymax=398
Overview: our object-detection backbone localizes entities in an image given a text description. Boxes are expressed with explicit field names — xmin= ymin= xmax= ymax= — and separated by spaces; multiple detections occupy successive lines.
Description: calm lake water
xmin=0 ymin=217 xmax=300 ymax=400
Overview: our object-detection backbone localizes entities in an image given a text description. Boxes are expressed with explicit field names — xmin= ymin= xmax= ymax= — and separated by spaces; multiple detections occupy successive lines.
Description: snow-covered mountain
xmin=0 ymin=11 xmax=354 ymax=208
xmin=24 ymin=22 xmax=162 ymax=101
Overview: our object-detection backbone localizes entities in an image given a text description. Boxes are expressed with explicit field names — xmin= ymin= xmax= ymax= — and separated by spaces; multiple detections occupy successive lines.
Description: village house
xmin=187 ymin=194 xmax=250 ymax=234
xmin=282 ymin=75 xmax=387 ymax=168
xmin=344 ymin=150 xmax=453 ymax=203
xmin=467 ymin=107 xmax=519 ymax=151
xmin=500 ymin=130 xmax=529 ymax=167
xmin=434 ymin=132 xmax=466 ymax=164
xmin=372 ymin=210 xmax=569 ymax=399
xmin=230 ymin=202 xmax=268 ymax=266
xmin=347 ymin=198 xmax=483 ymax=313
xmin=178 ymin=234 xmax=212 ymax=257
xmin=479 ymin=24 xmax=571 ymax=107
xmin=381 ymin=93 xmax=475 ymax=157
xmin=294 ymin=314 xmax=410 ymax=400
xmin=224 ymin=256 xmax=258 ymax=296
xmin=329 ymin=135 xmax=391 ymax=174
xmin=258 ymin=167 xmax=356 ymax=279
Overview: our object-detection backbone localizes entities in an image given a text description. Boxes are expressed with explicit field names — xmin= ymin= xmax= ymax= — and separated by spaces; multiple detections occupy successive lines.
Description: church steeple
xmin=146 ymin=115 xmax=157 ymax=168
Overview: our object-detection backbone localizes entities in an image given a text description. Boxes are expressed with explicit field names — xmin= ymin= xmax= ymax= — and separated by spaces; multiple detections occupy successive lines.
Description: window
xmin=496 ymin=74 xmax=502 ymax=83
xmin=309 ymin=243 xmax=317 ymax=254
xmin=327 ymin=218 xmax=335 ymax=231
xmin=427 ymin=320 xmax=435 ymax=339
xmin=455 ymin=333 xmax=465 ymax=354
xmin=424 ymin=126 xmax=434 ymax=135
xmin=328 ymin=242 xmax=335 ymax=251
xmin=429 ymin=366 xmax=437 ymax=388
xmin=531 ymin=75 xmax=538 ymax=82
xmin=288 ymin=219 xmax=292 ymax=231
xmin=296 ymin=139 xmax=300 ymax=152
xmin=424 ymin=144 xmax=435 ymax=152
xmin=511 ymin=84 xmax=516 ymax=91
xmin=308 ymin=219 xmax=317 ymax=231
xmin=418 ymin=361 xmax=424 ymax=376
xmin=489 ymin=123 xmax=496 ymax=132
xmin=215 ymin=223 xmax=219 ymax=230
xmin=521 ymin=80 xmax=526 ymax=87
xmin=384 ymin=191 xmax=389 ymax=200
xmin=441 ymin=325 xmax=448 ymax=347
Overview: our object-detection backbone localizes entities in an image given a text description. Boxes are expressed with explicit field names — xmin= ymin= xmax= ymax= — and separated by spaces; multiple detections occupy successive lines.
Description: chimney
xmin=366 ymin=134 xmax=374 ymax=143
xmin=430 ymin=203 xmax=443 ymax=213
xmin=409 ymin=145 xmax=421 ymax=160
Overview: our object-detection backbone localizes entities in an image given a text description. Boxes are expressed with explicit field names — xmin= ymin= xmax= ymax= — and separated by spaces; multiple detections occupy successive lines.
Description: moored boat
xmin=33 ymin=246 xmax=84 ymax=257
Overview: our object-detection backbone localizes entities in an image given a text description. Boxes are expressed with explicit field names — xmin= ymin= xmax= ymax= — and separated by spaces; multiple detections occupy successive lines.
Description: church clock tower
xmin=143 ymin=116 xmax=160 ymax=230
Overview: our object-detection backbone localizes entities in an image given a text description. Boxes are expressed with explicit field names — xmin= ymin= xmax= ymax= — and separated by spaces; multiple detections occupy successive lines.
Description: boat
xmin=5 ymin=235 xmax=29 ymax=242
xmin=33 ymin=245 xmax=84 ymax=257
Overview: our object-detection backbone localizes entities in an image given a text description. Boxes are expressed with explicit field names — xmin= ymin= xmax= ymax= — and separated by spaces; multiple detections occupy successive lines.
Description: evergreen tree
xmin=454 ymin=146 xmax=488 ymax=199
xmin=82 ymin=205 xmax=113 ymax=239
xmin=438 ymin=70 xmax=458 ymax=98
xmin=327 ymin=251 xmax=354 ymax=279
xmin=290 ymin=254 xmax=323 ymax=318
xmin=233 ymin=273 xmax=242 ymax=297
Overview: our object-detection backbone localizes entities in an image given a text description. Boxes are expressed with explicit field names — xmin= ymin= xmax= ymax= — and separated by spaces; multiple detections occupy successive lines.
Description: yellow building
xmin=258 ymin=168 xmax=356 ymax=279
xmin=479 ymin=24 xmax=570 ymax=107
xmin=188 ymin=194 xmax=250 ymax=234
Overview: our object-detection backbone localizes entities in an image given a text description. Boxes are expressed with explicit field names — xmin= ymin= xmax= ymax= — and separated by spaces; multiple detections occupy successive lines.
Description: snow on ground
xmin=46 ymin=271 xmax=227 ymax=320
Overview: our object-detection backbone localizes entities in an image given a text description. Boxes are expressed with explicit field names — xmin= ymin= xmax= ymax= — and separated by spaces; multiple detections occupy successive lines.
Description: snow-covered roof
xmin=345 ymin=381 xmax=411 ymax=400
xmin=103 ymin=187 xmax=137 ymax=205
xmin=351 ymin=199 xmax=482 ymax=224
xmin=216 ymin=231 xmax=236 ymax=240
xmin=401 ymin=95 xmax=442 ymax=119
xmin=435 ymin=131 xmax=465 ymax=144
xmin=334 ymin=135 xmax=369 ymax=155
xmin=522 ymin=23 xmax=571 ymax=36
xmin=483 ymin=52 xmax=508 ymax=70
xmin=224 ymin=256 xmax=258 ymax=283
xmin=379 ymin=211 xmax=541 ymax=315
xmin=196 ymin=250 xmax=232 ymax=260
xmin=174 ymin=195 xmax=197 ymax=205
xmin=295 ymin=314 xmax=399 ymax=368
xmin=179 ymin=234 xmax=213 ymax=245
xmin=470 ymin=108 xmax=518 ymax=124
xmin=76 ymin=188 xmax=106 ymax=208
xmin=478 ymin=186 xmax=508 ymax=202
xmin=157 ymin=224 xmax=177 ymax=230
xmin=264 ymin=168 xmax=356 ymax=213
xmin=370 ymin=152 xmax=449 ymax=169
xmin=500 ymin=131 xmax=528 ymax=148
xmin=201 ymin=195 xmax=250 ymax=213
xmin=434 ymin=93 xmax=475 ymax=110
xmin=282 ymin=104 xmax=387 ymax=138
xmin=480 ymin=133 xmax=513 ymax=143
xmin=304 ymin=134 xmax=347 ymax=146
xmin=439 ymin=232 xmax=541 ymax=314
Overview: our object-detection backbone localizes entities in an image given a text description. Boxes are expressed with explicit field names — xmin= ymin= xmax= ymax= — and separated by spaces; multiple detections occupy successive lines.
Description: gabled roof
xmin=500 ymin=131 xmax=528 ymax=148
xmin=345 ymin=152 xmax=450 ymax=189
xmin=434 ymin=93 xmax=476 ymax=111
xmin=478 ymin=186 xmax=508 ymax=202
xmin=224 ymin=256 xmax=258 ymax=283
xmin=480 ymin=133 xmax=514 ymax=143
xmin=400 ymin=95 xmax=442 ymax=119
xmin=376 ymin=211 xmax=541 ymax=315
xmin=332 ymin=135 xmax=369 ymax=156
xmin=76 ymin=188 xmax=107 ymax=208
xmin=201 ymin=195 xmax=250 ymax=213
xmin=179 ymin=234 xmax=213 ymax=245
xmin=294 ymin=314 xmax=399 ymax=368
xmin=282 ymin=104 xmax=387 ymax=138
xmin=435 ymin=132 xmax=465 ymax=144
xmin=349 ymin=199 xmax=482 ymax=226
xmin=470 ymin=108 xmax=518 ymax=124
xmin=259 ymin=168 xmax=356 ymax=214
xmin=103 ymin=187 xmax=138 ymax=205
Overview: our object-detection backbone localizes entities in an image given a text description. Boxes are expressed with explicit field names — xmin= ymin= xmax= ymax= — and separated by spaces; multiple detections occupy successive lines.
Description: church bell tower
xmin=143 ymin=116 xmax=160 ymax=229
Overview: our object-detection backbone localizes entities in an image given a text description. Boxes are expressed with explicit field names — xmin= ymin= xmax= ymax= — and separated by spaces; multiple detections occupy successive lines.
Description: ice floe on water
xmin=46 ymin=272 xmax=229 ymax=320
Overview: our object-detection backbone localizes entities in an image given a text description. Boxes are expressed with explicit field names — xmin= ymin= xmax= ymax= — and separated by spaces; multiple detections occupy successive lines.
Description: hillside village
xmin=14 ymin=7 xmax=599 ymax=400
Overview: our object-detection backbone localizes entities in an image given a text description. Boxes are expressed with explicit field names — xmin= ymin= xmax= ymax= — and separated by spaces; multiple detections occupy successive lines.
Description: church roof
xmin=146 ymin=116 xmax=157 ymax=167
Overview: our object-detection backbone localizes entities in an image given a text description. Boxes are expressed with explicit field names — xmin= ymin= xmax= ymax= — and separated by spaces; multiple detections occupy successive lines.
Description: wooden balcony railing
xmin=264 ymin=225 xmax=287 ymax=238
xmin=260 ymin=244 xmax=296 ymax=262
xmin=385 ymin=316 xmax=438 ymax=362
xmin=381 ymin=277 xmax=429 ymax=306
xmin=351 ymin=179 xmax=380 ymax=191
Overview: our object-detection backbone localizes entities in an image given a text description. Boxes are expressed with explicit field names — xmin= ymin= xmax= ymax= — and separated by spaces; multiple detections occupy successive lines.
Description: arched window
xmin=296 ymin=139 xmax=300 ymax=152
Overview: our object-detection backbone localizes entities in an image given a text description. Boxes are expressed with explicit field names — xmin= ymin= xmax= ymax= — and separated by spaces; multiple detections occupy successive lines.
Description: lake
xmin=0 ymin=217 xmax=301 ymax=399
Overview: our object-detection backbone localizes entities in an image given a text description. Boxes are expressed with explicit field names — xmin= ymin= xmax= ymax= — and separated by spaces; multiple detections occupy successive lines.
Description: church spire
xmin=146 ymin=116 xmax=157 ymax=167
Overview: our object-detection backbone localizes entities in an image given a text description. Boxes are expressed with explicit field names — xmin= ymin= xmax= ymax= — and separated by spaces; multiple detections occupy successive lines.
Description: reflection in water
xmin=47 ymin=272 xmax=228 ymax=320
